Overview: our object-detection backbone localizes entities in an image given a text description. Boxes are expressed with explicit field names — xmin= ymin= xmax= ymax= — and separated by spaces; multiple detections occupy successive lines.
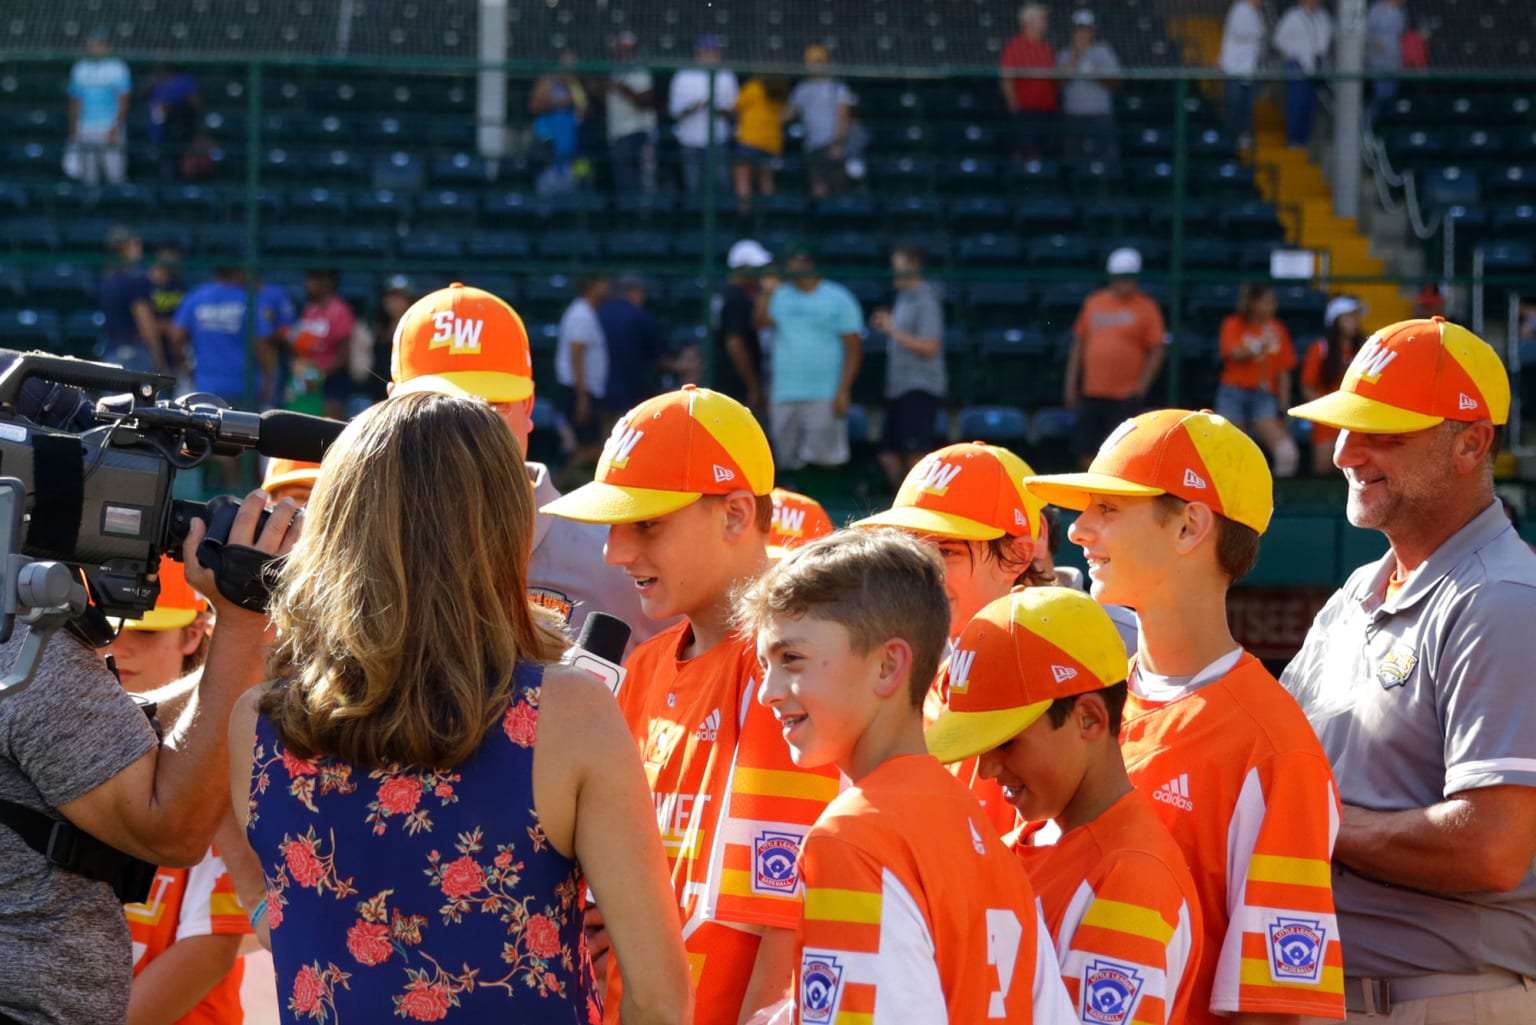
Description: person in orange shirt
xmin=1064 ymin=248 xmax=1168 ymax=468
xmin=928 ymin=586 xmax=1204 ymax=1025
xmin=768 ymin=486 xmax=835 ymax=555
xmin=259 ymin=457 xmax=320 ymax=507
xmin=1298 ymin=294 xmax=1366 ymax=475
xmin=854 ymin=441 xmax=1046 ymax=835
xmin=737 ymin=528 xmax=1072 ymax=1023
xmin=545 ymin=386 xmax=841 ymax=1025
xmin=1216 ymin=282 xmax=1300 ymax=477
xmin=1025 ymin=410 xmax=1347 ymax=1025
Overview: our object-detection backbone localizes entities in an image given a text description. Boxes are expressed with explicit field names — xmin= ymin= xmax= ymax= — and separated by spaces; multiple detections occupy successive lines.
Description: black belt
xmin=0 ymin=799 xmax=156 ymax=904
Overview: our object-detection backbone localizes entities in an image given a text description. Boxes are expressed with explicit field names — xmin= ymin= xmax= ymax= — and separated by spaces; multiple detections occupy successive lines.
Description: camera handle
xmin=0 ymin=477 xmax=89 ymax=701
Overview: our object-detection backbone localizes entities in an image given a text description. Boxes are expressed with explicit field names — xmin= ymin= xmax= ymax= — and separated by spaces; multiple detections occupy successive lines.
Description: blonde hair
xmin=261 ymin=392 xmax=567 ymax=769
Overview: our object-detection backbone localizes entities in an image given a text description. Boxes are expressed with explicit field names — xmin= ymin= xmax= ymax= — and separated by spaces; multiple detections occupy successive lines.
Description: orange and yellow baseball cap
xmin=1288 ymin=316 xmax=1510 ymax=434
xmin=769 ymin=488 xmax=835 ymax=552
xmin=927 ymin=586 xmax=1129 ymax=763
xmin=114 ymin=560 xmax=208 ymax=632
xmin=390 ymin=282 xmax=534 ymax=402
xmin=542 ymin=385 xmax=774 ymax=524
xmin=261 ymin=457 xmax=320 ymax=495
xmin=854 ymin=441 xmax=1044 ymax=541
xmin=1025 ymin=409 xmax=1273 ymax=534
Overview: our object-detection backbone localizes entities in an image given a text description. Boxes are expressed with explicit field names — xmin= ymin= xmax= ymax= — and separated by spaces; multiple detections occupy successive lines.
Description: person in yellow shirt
xmin=733 ymin=75 xmax=789 ymax=222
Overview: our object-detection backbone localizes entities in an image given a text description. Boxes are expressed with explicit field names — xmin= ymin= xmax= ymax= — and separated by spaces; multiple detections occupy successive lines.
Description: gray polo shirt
xmin=886 ymin=281 xmax=947 ymax=399
xmin=1057 ymin=42 xmax=1121 ymax=117
xmin=1280 ymin=500 xmax=1536 ymax=978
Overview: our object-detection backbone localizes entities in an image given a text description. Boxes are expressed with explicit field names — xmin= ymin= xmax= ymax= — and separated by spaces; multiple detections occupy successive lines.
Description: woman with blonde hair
xmin=229 ymin=392 xmax=692 ymax=1024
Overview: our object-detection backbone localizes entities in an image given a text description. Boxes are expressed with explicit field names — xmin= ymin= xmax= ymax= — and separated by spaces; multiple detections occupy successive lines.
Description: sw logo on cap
xmin=917 ymin=460 xmax=963 ymax=497
xmin=1182 ymin=468 xmax=1208 ymax=490
xmin=1051 ymin=665 xmax=1078 ymax=683
xmin=605 ymin=425 xmax=645 ymax=468
xmin=1352 ymin=338 xmax=1399 ymax=384
xmin=428 ymin=312 xmax=485 ymax=355
xmin=776 ymin=506 xmax=806 ymax=537
xmin=948 ymin=648 xmax=977 ymax=695
xmin=1099 ymin=419 xmax=1139 ymax=455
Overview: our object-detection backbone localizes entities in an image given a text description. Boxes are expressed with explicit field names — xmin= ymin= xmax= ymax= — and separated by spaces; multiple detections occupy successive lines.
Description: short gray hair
xmin=1020 ymin=4 xmax=1048 ymax=26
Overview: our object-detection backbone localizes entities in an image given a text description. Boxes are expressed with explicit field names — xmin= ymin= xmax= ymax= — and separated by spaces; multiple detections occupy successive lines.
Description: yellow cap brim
xmin=1023 ymin=473 xmax=1164 ymax=512
xmin=926 ymin=699 xmax=1054 ymax=764
xmin=261 ymin=469 xmax=319 ymax=494
xmin=541 ymin=481 xmax=702 ymax=524
xmin=111 ymin=607 xmax=200 ymax=631
xmin=853 ymin=506 xmax=1006 ymax=541
xmin=392 ymin=370 xmax=534 ymax=403
xmin=1287 ymin=391 xmax=1443 ymax=435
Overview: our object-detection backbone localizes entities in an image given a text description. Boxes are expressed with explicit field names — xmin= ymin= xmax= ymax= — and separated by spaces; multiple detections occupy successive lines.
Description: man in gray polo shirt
xmin=870 ymin=244 xmax=946 ymax=490
xmin=1284 ymin=316 xmax=1536 ymax=1023
xmin=1058 ymin=9 xmax=1121 ymax=165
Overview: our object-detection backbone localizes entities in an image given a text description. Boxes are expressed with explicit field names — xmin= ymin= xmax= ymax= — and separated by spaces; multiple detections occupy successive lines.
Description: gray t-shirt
xmin=1281 ymin=500 xmax=1536 ymax=978
xmin=1058 ymin=42 xmax=1121 ymax=116
xmin=885 ymin=281 xmax=947 ymax=399
xmin=0 ymin=629 xmax=158 ymax=1024
xmin=787 ymin=77 xmax=853 ymax=150
xmin=1365 ymin=0 xmax=1406 ymax=71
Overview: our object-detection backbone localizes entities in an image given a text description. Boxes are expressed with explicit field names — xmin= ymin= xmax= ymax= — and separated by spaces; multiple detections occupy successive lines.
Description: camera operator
xmin=0 ymin=490 xmax=300 ymax=1025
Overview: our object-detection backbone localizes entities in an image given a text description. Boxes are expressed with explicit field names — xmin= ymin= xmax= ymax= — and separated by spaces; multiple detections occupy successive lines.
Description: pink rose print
xmin=266 ymin=887 xmax=285 ymax=930
xmin=377 ymin=776 xmax=423 ymax=816
xmin=282 ymin=839 xmax=325 ymax=889
xmin=525 ymin=914 xmax=562 ymax=959
xmin=397 ymin=982 xmax=452 ymax=1021
xmin=434 ymin=782 xmax=454 ymax=799
xmin=439 ymin=855 xmax=485 ymax=899
xmin=494 ymin=850 xmax=513 ymax=869
xmin=346 ymin=919 xmax=394 ymax=966
xmin=291 ymin=964 xmax=323 ymax=1015
xmin=502 ymin=702 xmax=537 ymax=747
xmin=543 ymin=971 xmax=559 ymax=991
xmin=282 ymin=750 xmax=319 ymax=777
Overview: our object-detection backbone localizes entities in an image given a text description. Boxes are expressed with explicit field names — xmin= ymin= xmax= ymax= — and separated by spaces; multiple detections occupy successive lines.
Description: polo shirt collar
xmin=1352 ymin=500 xmax=1510 ymax=616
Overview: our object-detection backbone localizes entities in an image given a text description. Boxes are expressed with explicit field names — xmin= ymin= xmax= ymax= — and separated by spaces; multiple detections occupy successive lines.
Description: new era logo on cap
xmin=1051 ymin=665 xmax=1078 ymax=683
xmin=713 ymin=464 xmax=736 ymax=483
xmin=1459 ymin=392 xmax=1478 ymax=411
xmin=1182 ymin=468 xmax=1207 ymax=490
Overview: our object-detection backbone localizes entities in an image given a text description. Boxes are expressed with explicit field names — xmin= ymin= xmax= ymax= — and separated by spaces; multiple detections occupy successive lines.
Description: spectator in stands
xmin=715 ymin=239 xmax=773 ymax=412
xmin=1063 ymin=247 xmax=1167 ymax=468
xmin=1414 ymin=281 xmax=1446 ymax=319
xmin=143 ymin=63 xmax=202 ymax=181
xmin=1273 ymin=0 xmax=1333 ymax=149
xmin=1219 ymin=0 xmax=1266 ymax=150
xmin=597 ymin=274 xmax=668 ymax=417
xmin=1298 ymin=294 xmax=1365 ymax=475
xmin=556 ymin=276 xmax=611 ymax=468
xmin=605 ymin=32 xmax=657 ymax=194
xmin=1058 ymin=10 xmax=1122 ymax=166
xmin=732 ymin=75 xmax=789 ymax=223
xmin=66 ymin=26 xmax=131 ymax=186
xmin=999 ymin=4 xmax=1059 ymax=160
xmin=530 ymin=49 xmax=589 ymax=194
xmin=1401 ymin=19 xmax=1430 ymax=69
xmin=355 ymin=273 xmax=415 ymax=407
xmin=669 ymin=34 xmax=739 ymax=195
xmin=146 ymin=245 xmax=187 ymax=349
xmin=289 ymin=269 xmax=357 ymax=420
xmin=1366 ymin=0 xmax=1407 ymax=123
xmin=755 ymin=245 xmax=862 ymax=471
xmin=99 ymin=226 xmax=166 ymax=374
xmin=1217 ymin=282 xmax=1300 ymax=477
xmin=871 ymin=245 xmax=947 ymax=490
xmin=171 ymin=264 xmax=275 ymax=409
xmin=256 ymin=276 xmax=299 ymax=402
xmin=783 ymin=45 xmax=854 ymax=200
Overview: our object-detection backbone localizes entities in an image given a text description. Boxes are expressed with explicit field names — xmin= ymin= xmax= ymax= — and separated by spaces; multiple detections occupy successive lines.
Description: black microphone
xmin=254 ymin=410 xmax=347 ymax=462
xmin=565 ymin=612 xmax=631 ymax=695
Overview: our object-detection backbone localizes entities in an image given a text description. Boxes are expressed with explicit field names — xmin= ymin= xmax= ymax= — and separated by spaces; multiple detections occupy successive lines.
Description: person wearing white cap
xmin=1057 ymin=9 xmax=1122 ymax=166
xmin=1063 ymin=247 xmax=1168 ymax=467
xmin=1298 ymin=294 xmax=1366 ymax=474
xmin=714 ymin=240 xmax=774 ymax=411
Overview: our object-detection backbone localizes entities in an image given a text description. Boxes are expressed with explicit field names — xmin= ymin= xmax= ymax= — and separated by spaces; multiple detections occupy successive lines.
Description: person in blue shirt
xmin=67 ymin=27 xmax=132 ymax=186
xmin=170 ymin=266 xmax=274 ymax=409
xmin=144 ymin=63 xmax=202 ymax=181
xmin=755 ymin=245 xmax=863 ymax=470
xmin=97 ymin=226 xmax=164 ymax=374
xmin=596 ymin=274 xmax=670 ymax=416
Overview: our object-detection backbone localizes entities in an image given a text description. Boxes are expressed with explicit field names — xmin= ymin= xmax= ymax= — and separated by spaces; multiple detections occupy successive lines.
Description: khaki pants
xmin=1347 ymin=977 xmax=1536 ymax=1024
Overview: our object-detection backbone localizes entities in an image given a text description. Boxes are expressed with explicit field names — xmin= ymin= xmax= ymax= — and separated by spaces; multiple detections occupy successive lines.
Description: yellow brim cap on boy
xmin=542 ymin=385 xmax=774 ymax=524
xmin=854 ymin=441 xmax=1044 ymax=541
xmin=112 ymin=559 xmax=207 ymax=632
xmin=927 ymin=586 xmax=1129 ymax=764
xmin=390 ymin=282 xmax=535 ymax=402
xmin=1024 ymin=409 xmax=1274 ymax=535
xmin=1288 ymin=316 xmax=1510 ymax=434
xmin=768 ymin=487 xmax=835 ymax=554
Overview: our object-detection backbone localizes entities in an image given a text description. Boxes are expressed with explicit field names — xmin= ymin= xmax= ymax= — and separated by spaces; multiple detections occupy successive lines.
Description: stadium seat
xmin=966 ymin=281 xmax=1036 ymax=329
xmin=819 ymin=231 xmax=882 ymax=264
xmin=5 ymin=217 xmax=61 ymax=252
xmin=605 ymin=230 xmax=673 ymax=262
xmin=956 ymin=405 xmax=1029 ymax=445
xmin=138 ymin=221 xmax=194 ymax=253
xmin=1025 ymin=234 xmax=1095 ymax=269
xmin=159 ymin=184 xmax=226 ymax=218
xmin=1492 ymin=205 xmax=1536 ymax=237
xmin=262 ymin=226 xmax=328 ymax=257
xmin=1477 ymin=240 xmax=1535 ymax=272
xmin=947 ymin=196 xmax=1011 ymax=232
xmin=0 ymin=309 xmax=61 ymax=349
xmin=615 ymin=193 xmax=676 ymax=221
xmin=879 ymin=195 xmax=941 ymax=231
xmin=26 ymin=265 xmax=94 ymax=312
xmin=1013 ymin=197 xmax=1079 ymax=233
xmin=328 ymin=228 xmax=393 ymax=258
xmin=1038 ymin=282 xmax=1096 ymax=329
xmin=62 ymin=310 xmax=105 ymax=357
xmin=0 ymin=267 xmax=22 ymax=301
xmin=195 ymin=225 xmax=249 ymax=257
xmin=480 ymin=190 xmax=542 ymax=227
xmin=414 ymin=189 xmax=477 ymax=230
xmin=957 ymin=233 xmax=1023 ymax=266
xmin=289 ymin=187 xmax=350 ymax=223
xmin=397 ymin=233 xmax=465 ymax=262
xmin=59 ymin=217 xmax=114 ymax=252
xmin=371 ymin=150 xmax=426 ymax=191
xmin=817 ymin=195 xmax=876 ymax=230
xmin=351 ymin=188 xmax=411 ymax=226
xmin=465 ymin=231 xmax=533 ymax=260
xmin=95 ymin=183 xmax=157 ymax=218
xmin=1031 ymin=407 xmax=1077 ymax=445
xmin=1421 ymin=166 xmax=1480 ymax=209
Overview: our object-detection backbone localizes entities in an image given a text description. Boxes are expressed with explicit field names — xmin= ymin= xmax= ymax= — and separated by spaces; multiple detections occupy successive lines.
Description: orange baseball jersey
xmin=795 ymin=754 xmax=1072 ymax=1024
xmin=924 ymin=663 xmax=1018 ymax=838
xmin=1010 ymin=792 xmax=1204 ymax=1025
xmin=606 ymin=620 xmax=843 ymax=1025
xmin=1119 ymin=652 xmax=1345 ymax=1023
xmin=124 ymin=846 xmax=251 ymax=1025
xmin=1218 ymin=315 xmax=1296 ymax=393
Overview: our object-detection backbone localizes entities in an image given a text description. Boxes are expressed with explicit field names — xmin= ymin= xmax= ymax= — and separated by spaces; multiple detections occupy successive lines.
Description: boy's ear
xmin=719 ymin=490 xmax=760 ymax=541
xmin=1075 ymin=692 xmax=1110 ymax=739
xmin=1173 ymin=501 xmax=1218 ymax=556
xmin=871 ymin=637 xmax=914 ymax=699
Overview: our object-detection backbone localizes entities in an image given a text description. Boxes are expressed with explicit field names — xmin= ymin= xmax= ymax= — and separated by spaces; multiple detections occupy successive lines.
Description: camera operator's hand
xmin=183 ymin=490 xmax=303 ymax=622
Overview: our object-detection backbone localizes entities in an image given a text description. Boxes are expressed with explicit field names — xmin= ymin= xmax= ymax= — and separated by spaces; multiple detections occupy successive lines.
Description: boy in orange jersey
xmin=738 ymin=528 xmax=1073 ymax=1024
xmin=1025 ymin=410 xmax=1347 ymax=1025
xmin=854 ymin=440 xmax=1045 ymax=834
xmin=927 ymin=585 xmax=1204 ymax=1025
xmin=544 ymin=385 xmax=842 ymax=1025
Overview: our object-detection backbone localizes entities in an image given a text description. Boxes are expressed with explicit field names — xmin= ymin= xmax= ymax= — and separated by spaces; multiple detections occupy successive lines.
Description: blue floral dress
xmin=247 ymin=664 xmax=600 ymax=1023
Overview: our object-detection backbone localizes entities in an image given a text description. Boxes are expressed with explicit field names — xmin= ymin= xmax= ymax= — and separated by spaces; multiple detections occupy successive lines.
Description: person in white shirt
xmin=556 ymin=276 xmax=611 ymax=467
xmin=605 ymin=32 xmax=657 ymax=193
xmin=668 ymin=34 xmax=739 ymax=194
xmin=1219 ymin=0 xmax=1266 ymax=149
xmin=1273 ymin=0 xmax=1333 ymax=147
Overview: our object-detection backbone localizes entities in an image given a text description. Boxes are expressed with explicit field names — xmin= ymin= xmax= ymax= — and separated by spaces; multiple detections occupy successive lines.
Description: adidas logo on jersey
xmin=1050 ymin=664 xmax=1078 ymax=683
xmin=696 ymin=708 xmax=721 ymax=742
xmin=1182 ymin=468 xmax=1208 ymax=490
xmin=1152 ymin=773 xmax=1193 ymax=811
xmin=968 ymin=820 xmax=987 ymax=856
xmin=1458 ymin=392 xmax=1479 ymax=411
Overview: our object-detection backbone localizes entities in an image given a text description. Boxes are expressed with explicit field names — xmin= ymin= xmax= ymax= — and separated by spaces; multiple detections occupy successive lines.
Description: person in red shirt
xmin=289 ymin=268 xmax=357 ymax=419
xmin=999 ymin=4 xmax=1059 ymax=159
xmin=1216 ymin=282 xmax=1300 ymax=477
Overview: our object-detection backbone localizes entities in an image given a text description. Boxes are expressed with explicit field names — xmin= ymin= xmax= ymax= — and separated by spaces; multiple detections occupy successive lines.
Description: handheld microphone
xmin=565 ymin=611 xmax=630 ymax=695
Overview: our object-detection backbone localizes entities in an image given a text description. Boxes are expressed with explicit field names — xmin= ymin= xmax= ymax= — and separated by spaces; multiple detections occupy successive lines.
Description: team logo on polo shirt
xmin=752 ymin=829 xmax=803 ymax=895
xmin=1080 ymin=958 xmax=1146 ymax=1025
xmin=800 ymin=950 xmax=846 ymax=1023
xmin=1375 ymin=645 xmax=1418 ymax=690
xmin=527 ymin=586 xmax=575 ymax=623
xmin=1267 ymin=916 xmax=1328 ymax=984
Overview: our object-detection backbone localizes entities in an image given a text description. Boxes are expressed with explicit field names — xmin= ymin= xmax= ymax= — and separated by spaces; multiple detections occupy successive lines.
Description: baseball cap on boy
xmin=1288 ymin=316 xmax=1510 ymax=434
xmin=113 ymin=560 xmax=207 ymax=632
xmin=543 ymin=385 xmax=774 ymax=524
xmin=261 ymin=457 xmax=320 ymax=495
xmin=768 ymin=487 xmax=835 ymax=552
xmin=1025 ymin=409 xmax=1274 ymax=534
xmin=854 ymin=441 xmax=1044 ymax=541
xmin=390 ymin=282 xmax=534 ymax=402
xmin=926 ymin=586 xmax=1128 ymax=764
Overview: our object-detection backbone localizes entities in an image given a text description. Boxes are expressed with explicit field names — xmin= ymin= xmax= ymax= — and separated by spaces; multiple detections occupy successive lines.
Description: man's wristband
xmin=249 ymin=897 xmax=269 ymax=928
